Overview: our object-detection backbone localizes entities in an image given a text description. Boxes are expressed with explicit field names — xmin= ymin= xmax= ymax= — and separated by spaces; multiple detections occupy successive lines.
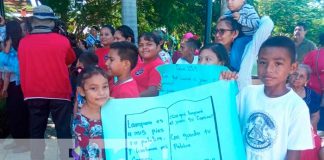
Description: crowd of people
xmin=0 ymin=0 xmax=323 ymax=159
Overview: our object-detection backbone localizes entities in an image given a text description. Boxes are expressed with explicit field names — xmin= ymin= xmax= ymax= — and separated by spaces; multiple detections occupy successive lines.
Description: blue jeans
xmin=230 ymin=36 xmax=253 ymax=71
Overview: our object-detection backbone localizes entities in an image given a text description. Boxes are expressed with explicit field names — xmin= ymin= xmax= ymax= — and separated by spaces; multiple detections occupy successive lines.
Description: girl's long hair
xmin=6 ymin=20 xmax=23 ymax=51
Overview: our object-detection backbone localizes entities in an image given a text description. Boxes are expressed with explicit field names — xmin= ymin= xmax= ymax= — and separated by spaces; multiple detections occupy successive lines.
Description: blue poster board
xmin=157 ymin=64 xmax=228 ymax=95
xmin=101 ymin=81 xmax=245 ymax=160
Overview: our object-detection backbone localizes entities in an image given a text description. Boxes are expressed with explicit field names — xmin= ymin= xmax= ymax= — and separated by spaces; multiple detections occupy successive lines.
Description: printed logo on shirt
xmin=135 ymin=68 xmax=144 ymax=76
xmin=245 ymin=112 xmax=276 ymax=150
xmin=104 ymin=54 xmax=109 ymax=61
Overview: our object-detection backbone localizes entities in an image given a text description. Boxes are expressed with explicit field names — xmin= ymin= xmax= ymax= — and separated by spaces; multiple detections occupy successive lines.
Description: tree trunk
xmin=121 ymin=0 xmax=138 ymax=44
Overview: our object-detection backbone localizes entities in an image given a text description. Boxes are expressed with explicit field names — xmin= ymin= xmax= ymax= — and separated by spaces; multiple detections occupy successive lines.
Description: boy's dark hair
xmin=259 ymin=36 xmax=296 ymax=63
xmin=78 ymin=51 xmax=99 ymax=68
xmin=319 ymin=33 xmax=324 ymax=46
xmin=110 ymin=41 xmax=139 ymax=70
xmin=77 ymin=66 xmax=108 ymax=87
xmin=296 ymin=22 xmax=308 ymax=31
xmin=185 ymin=38 xmax=201 ymax=50
xmin=139 ymin=32 xmax=160 ymax=46
xmin=200 ymin=43 xmax=231 ymax=69
xmin=102 ymin=24 xmax=115 ymax=35
xmin=116 ymin=25 xmax=135 ymax=43
xmin=6 ymin=20 xmax=23 ymax=51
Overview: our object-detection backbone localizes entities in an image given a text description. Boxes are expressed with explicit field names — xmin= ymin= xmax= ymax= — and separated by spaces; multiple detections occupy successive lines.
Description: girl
xmin=198 ymin=43 xmax=231 ymax=67
xmin=198 ymin=43 xmax=237 ymax=79
xmin=131 ymin=32 xmax=164 ymax=97
xmin=0 ymin=20 xmax=29 ymax=152
xmin=72 ymin=66 xmax=110 ymax=159
xmin=72 ymin=51 xmax=99 ymax=114
xmin=96 ymin=25 xmax=115 ymax=71
xmin=113 ymin=25 xmax=135 ymax=43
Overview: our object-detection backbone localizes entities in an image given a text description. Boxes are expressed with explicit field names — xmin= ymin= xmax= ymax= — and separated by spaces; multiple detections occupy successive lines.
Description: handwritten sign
xmin=101 ymin=81 xmax=245 ymax=160
xmin=157 ymin=64 xmax=228 ymax=95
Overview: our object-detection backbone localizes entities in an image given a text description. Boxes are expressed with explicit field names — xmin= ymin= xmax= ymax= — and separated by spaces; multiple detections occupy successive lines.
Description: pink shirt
xmin=95 ymin=47 xmax=110 ymax=71
xmin=110 ymin=79 xmax=139 ymax=98
xmin=131 ymin=58 xmax=164 ymax=93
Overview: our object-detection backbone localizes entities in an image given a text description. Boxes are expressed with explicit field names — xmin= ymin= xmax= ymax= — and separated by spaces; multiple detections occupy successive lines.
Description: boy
xmin=237 ymin=36 xmax=314 ymax=159
xmin=223 ymin=0 xmax=260 ymax=71
xmin=176 ymin=38 xmax=201 ymax=64
xmin=106 ymin=41 xmax=139 ymax=98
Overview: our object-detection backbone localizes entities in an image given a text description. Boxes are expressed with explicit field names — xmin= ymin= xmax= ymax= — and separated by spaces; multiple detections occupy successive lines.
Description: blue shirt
xmin=303 ymin=86 xmax=321 ymax=114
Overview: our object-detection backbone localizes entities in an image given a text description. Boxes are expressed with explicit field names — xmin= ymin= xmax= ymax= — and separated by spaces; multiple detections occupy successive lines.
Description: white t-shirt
xmin=237 ymin=85 xmax=314 ymax=160
xmin=176 ymin=56 xmax=199 ymax=64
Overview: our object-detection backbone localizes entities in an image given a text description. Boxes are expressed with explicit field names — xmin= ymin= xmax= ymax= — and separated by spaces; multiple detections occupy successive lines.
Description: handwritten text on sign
xmin=101 ymin=81 xmax=245 ymax=160
xmin=125 ymin=97 xmax=221 ymax=160
xmin=157 ymin=64 xmax=228 ymax=95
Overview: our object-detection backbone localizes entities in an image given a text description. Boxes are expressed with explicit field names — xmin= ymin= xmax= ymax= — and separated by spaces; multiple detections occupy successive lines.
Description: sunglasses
xmin=214 ymin=28 xmax=234 ymax=35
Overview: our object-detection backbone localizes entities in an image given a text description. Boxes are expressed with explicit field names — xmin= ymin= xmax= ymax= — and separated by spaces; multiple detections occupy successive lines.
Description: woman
xmin=95 ymin=25 xmax=115 ymax=71
xmin=214 ymin=17 xmax=241 ymax=71
xmin=303 ymin=33 xmax=324 ymax=133
xmin=288 ymin=64 xmax=321 ymax=160
xmin=0 ymin=19 xmax=29 ymax=153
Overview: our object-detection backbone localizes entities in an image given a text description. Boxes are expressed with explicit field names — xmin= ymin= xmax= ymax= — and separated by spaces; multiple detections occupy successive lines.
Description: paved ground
xmin=0 ymin=115 xmax=69 ymax=160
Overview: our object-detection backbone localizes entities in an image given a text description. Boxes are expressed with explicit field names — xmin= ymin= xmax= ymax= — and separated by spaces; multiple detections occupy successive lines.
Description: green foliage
xmin=41 ymin=0 xmax=70 ymax=22
xmin=39 ymin=0 xmax=323 ymax=44
xmin=255 ymin=0 xmax=324 ymax=44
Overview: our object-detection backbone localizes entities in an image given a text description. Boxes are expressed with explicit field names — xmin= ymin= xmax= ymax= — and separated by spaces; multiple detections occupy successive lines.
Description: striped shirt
xmin=224 ymin=4 xmax=260 ymax=36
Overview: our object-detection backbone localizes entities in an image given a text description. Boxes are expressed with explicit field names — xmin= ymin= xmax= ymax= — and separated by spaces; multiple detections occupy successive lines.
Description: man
xmin=293 ymin=22 xmax=317 ymax=63
xmin=18 ymin=5 xmax=75 ymax=159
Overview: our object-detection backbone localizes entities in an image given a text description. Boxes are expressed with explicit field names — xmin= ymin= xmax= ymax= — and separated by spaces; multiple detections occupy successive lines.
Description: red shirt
xmin=131 ymin=58 xmax=164 ymax=93
xmin=95 ymin=47 xmax=109 ymax=71
xmin=303 ymin=48 xmax=324 ymax=94
xmin=110 ymin=79 xmax=139 ymax=98
xmin=18 ymin=33 xmax=76 ymax=100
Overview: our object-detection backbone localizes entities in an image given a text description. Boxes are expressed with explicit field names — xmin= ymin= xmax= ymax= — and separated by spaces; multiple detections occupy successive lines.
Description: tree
xmin=255 ymin=0 xmax=324 ymax=44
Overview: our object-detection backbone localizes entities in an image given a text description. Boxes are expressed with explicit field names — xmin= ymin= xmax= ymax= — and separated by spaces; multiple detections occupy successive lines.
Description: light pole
xmin=204 ymin=0 xmax=213 ymax=44
xmin=122 ymin=0 xmax=138 ymax=44
xmin=0 ymin=0 xmax=5 ymax=17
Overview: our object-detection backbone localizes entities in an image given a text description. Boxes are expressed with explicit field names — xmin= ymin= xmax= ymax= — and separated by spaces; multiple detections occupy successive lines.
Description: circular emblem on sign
xmin=245 ymin=112 xmax=276 ymax=150
xmin=135 ymin=68 xmax=144 ymax=76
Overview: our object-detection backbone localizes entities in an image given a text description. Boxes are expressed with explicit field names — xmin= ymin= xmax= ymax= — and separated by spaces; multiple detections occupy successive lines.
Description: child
xmin=96 ymin=25 xmax=115 ymax=71
xmin=199 ymin=43 xmax=231 ymax=67
xmin=198 ymin=43 xmax=238 ymax=80
xmin=172 ymin=32 xmax=194 ymax=63
xmin=106 ymin=41 xmax=139 ymax=98
xmin=113 ymin=25 xmax=135 ymax=43
xmin=153 ymin=30 xmax=172 ymax=64
xmin=72 ymin=66 xmax=110 ymax=159
xmin=131 ymin=32 xmax=164 ymax=97
xmin=237 ymin=36 xmax=313 ymax=159
xmin=223 ymin=0 xmax=260 ymax=71
xmin=72 ymin=51 xmax=99 ymax=114
xmin=176 ymin=38 xmax=201 ymax=64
